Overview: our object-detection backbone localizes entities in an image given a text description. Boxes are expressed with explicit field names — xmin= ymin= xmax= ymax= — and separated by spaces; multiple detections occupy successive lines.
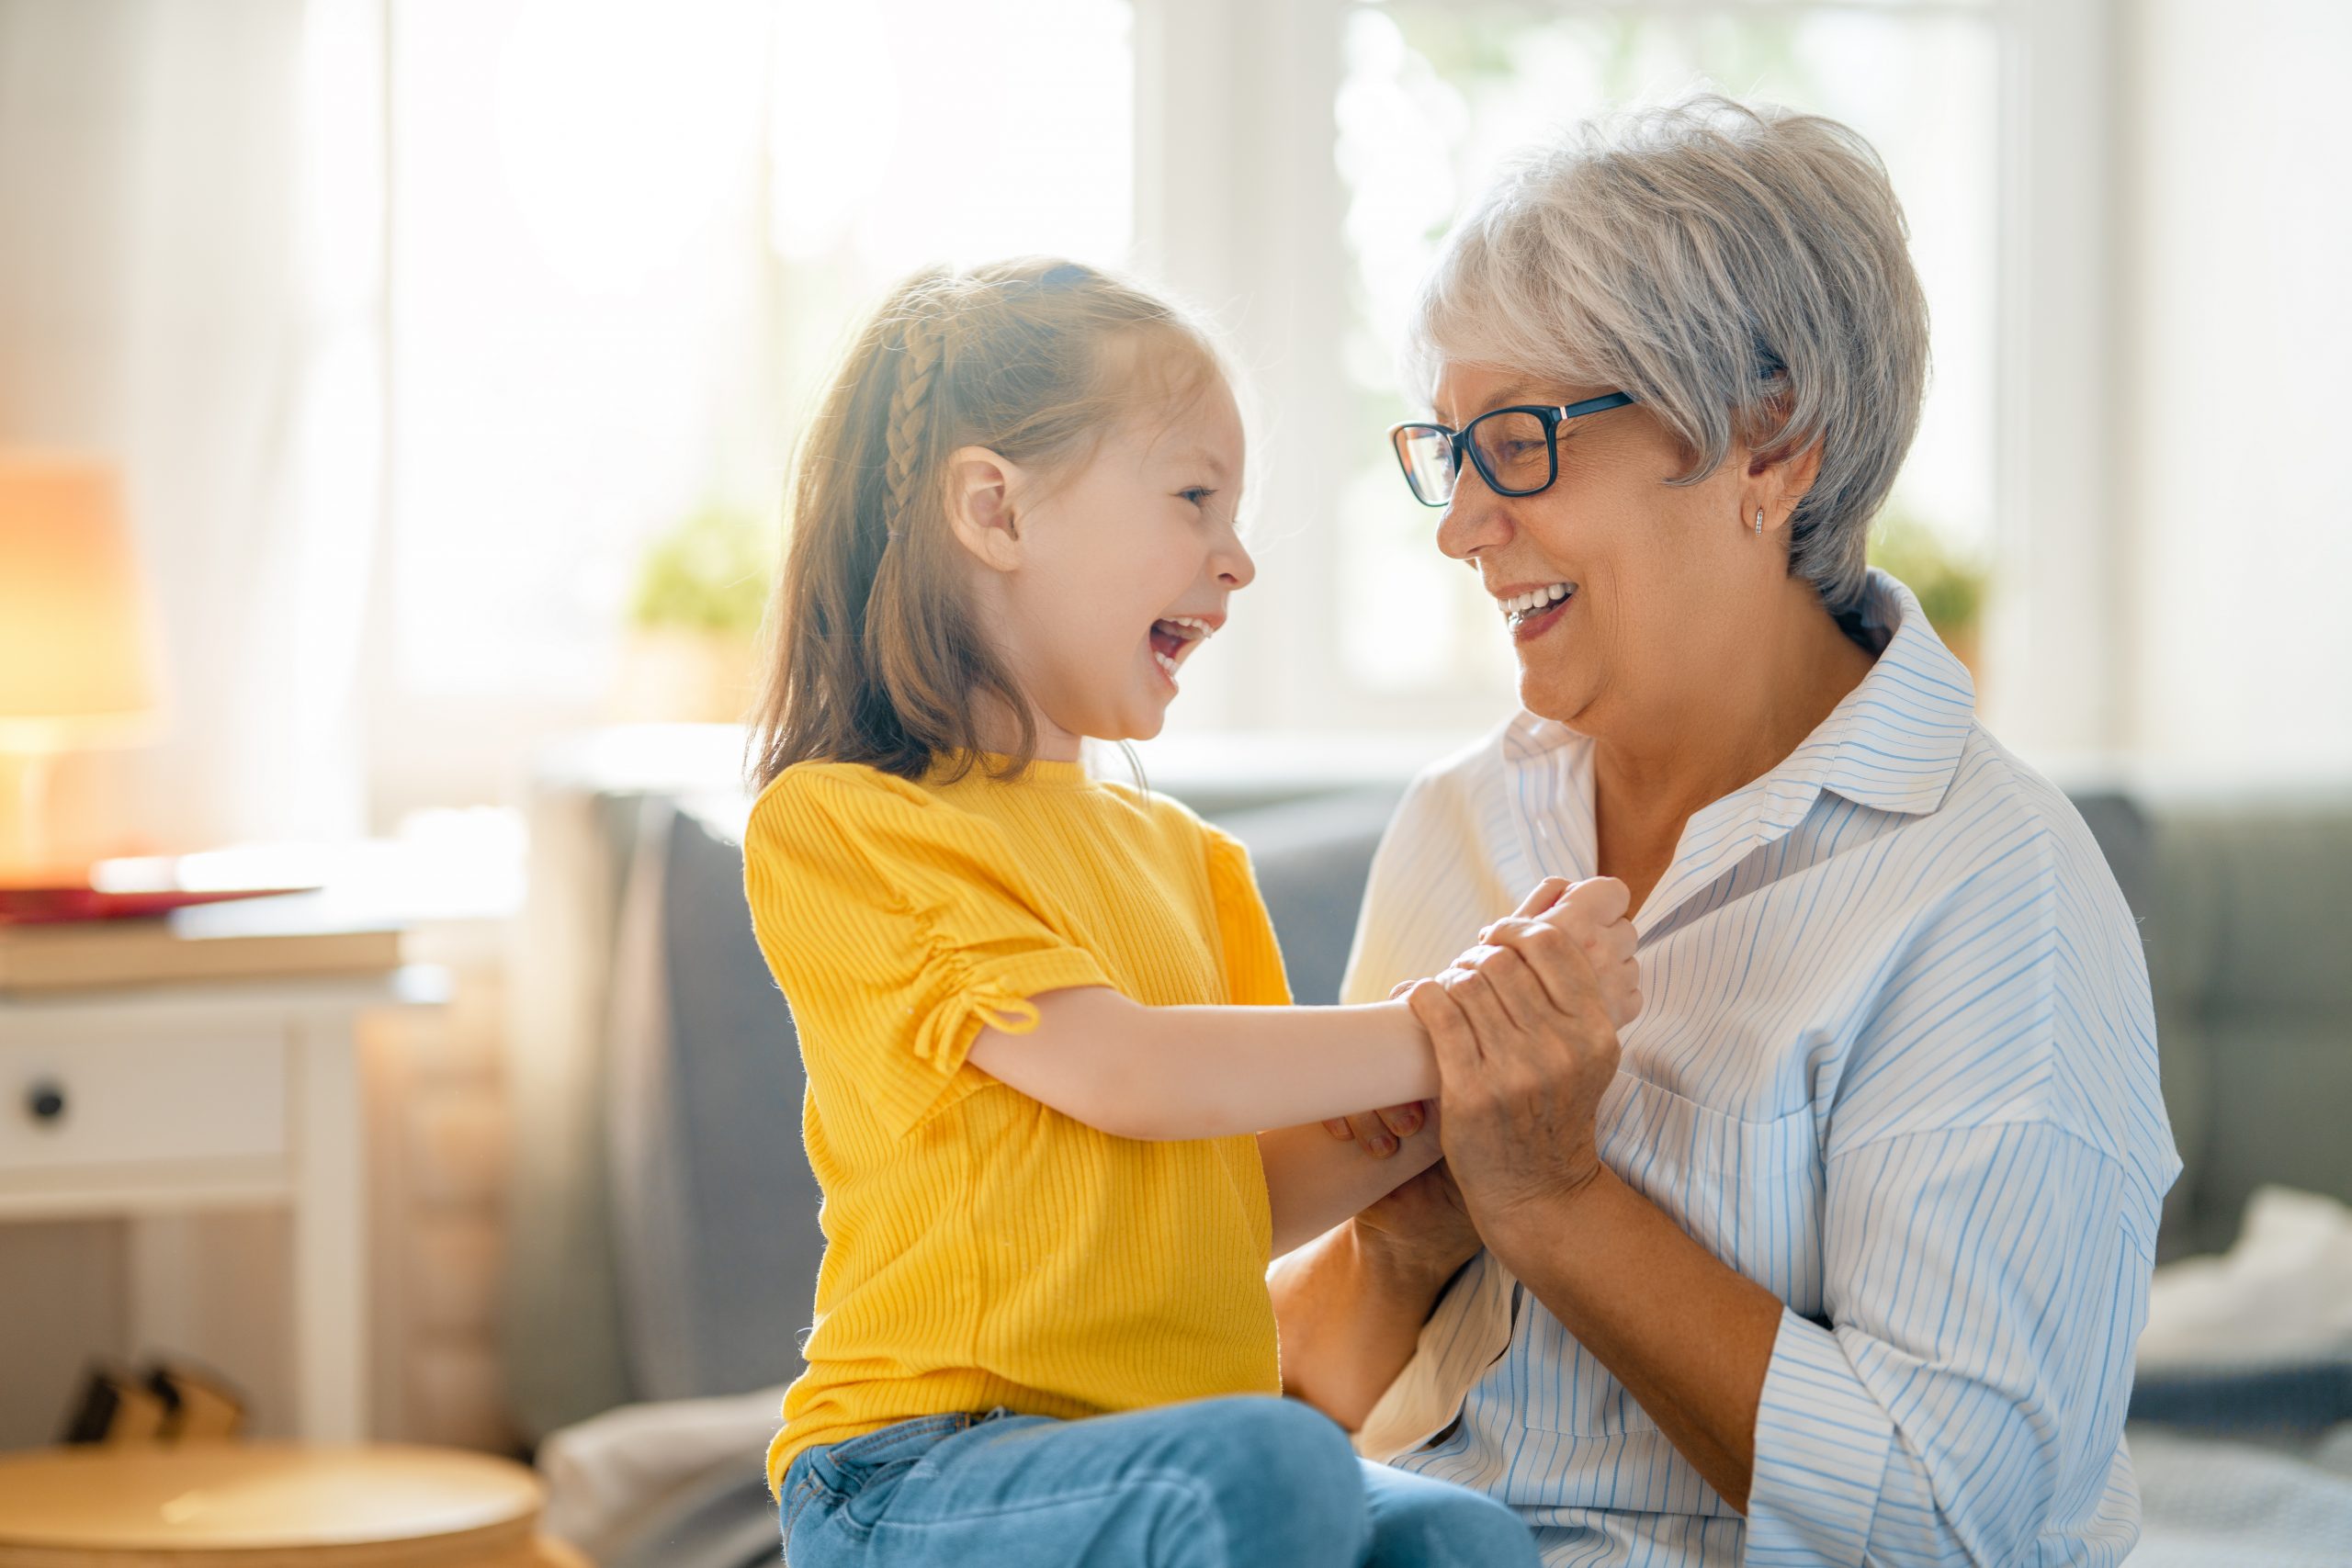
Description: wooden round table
xmin=0 ymin=1445 xmax=590 ymax=1567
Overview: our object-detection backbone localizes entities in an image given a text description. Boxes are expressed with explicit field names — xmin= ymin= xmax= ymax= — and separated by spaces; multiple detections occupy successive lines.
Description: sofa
xmin=499 ymin=729 xmax=2352 ymax=1562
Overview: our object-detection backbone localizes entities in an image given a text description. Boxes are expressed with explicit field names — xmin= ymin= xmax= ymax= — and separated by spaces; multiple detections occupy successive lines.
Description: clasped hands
xmin=1328 ymin=876 xmax=1642 ymax=1262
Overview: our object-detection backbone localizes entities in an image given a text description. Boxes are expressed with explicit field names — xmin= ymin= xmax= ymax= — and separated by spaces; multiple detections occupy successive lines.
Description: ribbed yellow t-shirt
xmin=742 ymin=756 xmax=1294 ymax=1495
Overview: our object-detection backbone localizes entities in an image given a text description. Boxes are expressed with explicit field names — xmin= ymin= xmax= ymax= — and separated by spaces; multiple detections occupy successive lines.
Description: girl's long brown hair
xmin=744 ymin=258 xmax=1219 ymax=794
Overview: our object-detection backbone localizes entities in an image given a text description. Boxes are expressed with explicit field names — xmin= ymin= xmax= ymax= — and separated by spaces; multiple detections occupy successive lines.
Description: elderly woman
xmin=1272 ymin=97 xmax=2178 ymax=1565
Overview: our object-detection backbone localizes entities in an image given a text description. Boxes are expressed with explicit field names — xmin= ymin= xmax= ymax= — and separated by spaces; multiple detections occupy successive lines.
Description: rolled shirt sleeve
xmin=1746 ymin=1122 xmax=2149 ymax=1567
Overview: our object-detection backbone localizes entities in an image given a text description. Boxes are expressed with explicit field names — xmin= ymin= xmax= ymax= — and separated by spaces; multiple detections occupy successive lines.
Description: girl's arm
xmin=968 ymin=879 xmax=1634 ymax=1146
xmin=1257 ymin=1112 xmax=1444 ymax=1258
xmin=967 ymin=990 xmax=1440 ymax=1142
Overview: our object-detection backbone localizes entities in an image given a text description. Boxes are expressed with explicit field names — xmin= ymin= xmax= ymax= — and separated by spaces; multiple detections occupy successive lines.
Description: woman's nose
xmin=1435 ymin=485 xmax=1510 ymax=564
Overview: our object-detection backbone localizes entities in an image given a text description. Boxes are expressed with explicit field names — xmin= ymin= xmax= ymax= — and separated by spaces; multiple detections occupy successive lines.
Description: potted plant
xmin=1868 ymin=509 xmax=1988 ymax=681
xmin=609 ymin=505 xmax=776 ymax=723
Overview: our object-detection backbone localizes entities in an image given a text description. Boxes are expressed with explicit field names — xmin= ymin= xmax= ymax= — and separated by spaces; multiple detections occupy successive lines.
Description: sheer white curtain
xmin=0 ymin=0 xmax=383 ymax=866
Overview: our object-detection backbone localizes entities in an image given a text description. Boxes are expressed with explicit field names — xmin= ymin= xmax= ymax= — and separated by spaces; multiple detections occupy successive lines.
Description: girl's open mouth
xmin=1149 ymin=615 xmax=1216 ymax=684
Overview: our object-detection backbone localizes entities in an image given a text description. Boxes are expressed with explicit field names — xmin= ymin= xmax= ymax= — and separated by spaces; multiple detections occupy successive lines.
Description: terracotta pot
xmin=607 ymin=629 xmax=760 ymax=724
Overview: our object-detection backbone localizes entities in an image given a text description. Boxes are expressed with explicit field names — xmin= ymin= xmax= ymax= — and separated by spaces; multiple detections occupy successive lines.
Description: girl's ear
xmin=944 ymin=446 xmax=1025 ymax=572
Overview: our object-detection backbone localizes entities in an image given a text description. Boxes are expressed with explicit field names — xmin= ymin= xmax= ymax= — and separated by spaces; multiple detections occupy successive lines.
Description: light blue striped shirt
xmin=1341 ymin=570 xmax=2180 ymax=1567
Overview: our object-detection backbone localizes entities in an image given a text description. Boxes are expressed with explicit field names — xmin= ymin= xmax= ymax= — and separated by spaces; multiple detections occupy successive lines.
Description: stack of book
xmin=0 ymin=863 xmax=402 ymax=994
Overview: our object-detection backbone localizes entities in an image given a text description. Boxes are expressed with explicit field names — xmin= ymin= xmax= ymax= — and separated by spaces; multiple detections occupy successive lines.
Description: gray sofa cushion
xmin=605 ymin=796 xmax=820 ymax=1404
xmin=2143 ymin=797 xmax=2352 ymax=1258
xmin=1207 ymin=787 xmax=1404 ymax=1006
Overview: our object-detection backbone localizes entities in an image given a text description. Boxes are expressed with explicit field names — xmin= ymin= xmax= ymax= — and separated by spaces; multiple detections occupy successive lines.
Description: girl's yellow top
xmin=742 ymin=756 xmax=1293 ymax=1495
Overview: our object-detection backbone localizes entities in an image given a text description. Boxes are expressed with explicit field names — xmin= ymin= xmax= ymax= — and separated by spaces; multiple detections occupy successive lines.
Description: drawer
xmin=0 ymin=1030 xmax=288 ymax=1174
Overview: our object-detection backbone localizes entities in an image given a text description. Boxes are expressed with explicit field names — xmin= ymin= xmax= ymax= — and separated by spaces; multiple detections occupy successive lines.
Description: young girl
xmin=742 ymin=258 xmax=1638 ymax=1568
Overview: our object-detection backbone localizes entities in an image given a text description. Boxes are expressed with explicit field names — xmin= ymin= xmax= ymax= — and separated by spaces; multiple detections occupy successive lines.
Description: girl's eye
xmin=1180 ymin=487 xmax=1215 ymax=508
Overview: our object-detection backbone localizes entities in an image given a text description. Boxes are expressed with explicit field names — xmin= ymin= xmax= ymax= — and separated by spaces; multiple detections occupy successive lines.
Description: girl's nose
xmin=1216 ymin=534 xmax=1257 ymax=591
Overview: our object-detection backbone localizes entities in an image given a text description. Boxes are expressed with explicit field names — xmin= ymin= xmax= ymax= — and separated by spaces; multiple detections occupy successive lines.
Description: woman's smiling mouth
xmin=1497 ymin=581 xmax=1576 ymax=642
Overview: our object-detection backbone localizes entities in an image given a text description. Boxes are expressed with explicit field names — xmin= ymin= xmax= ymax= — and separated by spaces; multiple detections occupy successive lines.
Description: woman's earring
xmin=1753 ymin=507 xmax=1764 ymax=536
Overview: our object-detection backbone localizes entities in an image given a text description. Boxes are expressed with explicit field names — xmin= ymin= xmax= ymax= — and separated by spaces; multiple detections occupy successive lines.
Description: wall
xmin=2116 ymin=0 xmax=2352 ymax=776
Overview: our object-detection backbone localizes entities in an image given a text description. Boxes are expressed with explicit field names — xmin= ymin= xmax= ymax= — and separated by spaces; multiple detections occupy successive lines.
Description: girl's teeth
xmin=1153 ymin=649 xmax=1181 ymax=682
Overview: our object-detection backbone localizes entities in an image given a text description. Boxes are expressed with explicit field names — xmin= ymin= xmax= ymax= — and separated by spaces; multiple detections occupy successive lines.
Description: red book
xmin=0 ymin=884 xmax=318 ymax=926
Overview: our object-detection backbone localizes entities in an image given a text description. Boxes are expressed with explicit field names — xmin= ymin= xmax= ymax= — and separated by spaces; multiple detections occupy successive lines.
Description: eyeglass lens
xmin=1395 ymin=426 xmax=1456 ymax=504
xmin=1395 ymin=409 xmax=1555 ymax=504
xmin=1466 ymin=410 xmax=1552 ymax=495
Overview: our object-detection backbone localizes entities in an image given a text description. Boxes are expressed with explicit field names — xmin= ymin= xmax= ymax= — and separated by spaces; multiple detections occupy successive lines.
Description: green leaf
xmin=1868 ymin=509 xmax=1986 ymax=644
xmin=628 ymin=505 xmax=777 ymax=637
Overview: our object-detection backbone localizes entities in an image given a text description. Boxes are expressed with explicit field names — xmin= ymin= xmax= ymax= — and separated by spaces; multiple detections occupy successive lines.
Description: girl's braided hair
xmin=746 ymin=258 xmax=1223 ymax=790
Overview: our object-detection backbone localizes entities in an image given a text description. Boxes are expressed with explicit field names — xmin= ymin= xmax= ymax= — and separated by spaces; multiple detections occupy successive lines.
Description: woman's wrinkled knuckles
xmin=1437 ymin=964 xmax=1488 ymax=998
xmin=1466 ymin=942 xmax=1531 ymax=981
xmin=1397 ymin=976 xmax=1448 ymax=1009
xmin=1496 ymin=917 xmax=1567 ymax=959
xmin=1488 ymin=917 xmax=1582 ymax=971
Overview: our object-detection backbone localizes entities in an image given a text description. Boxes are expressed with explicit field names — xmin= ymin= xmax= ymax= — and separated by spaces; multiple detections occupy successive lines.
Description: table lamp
xmin=0 ymin=456 xmax=164 ymax=887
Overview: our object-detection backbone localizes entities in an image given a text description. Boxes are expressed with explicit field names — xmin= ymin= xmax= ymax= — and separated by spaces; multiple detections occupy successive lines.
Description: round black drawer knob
xmin=26 ymin=1082 xmax=66 ymax=1123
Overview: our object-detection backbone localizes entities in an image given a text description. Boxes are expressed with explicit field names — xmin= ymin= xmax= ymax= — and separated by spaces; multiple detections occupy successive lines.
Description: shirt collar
xmin=1775 ymin=567 xmax=1976 ymax=818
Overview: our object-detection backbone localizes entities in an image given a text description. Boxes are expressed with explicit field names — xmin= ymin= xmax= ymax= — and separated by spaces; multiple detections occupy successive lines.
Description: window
xmin=367 ymin=0 xmax=2100 ymax=811
xmin=374 ymin=0 xmax=1131 ymax=815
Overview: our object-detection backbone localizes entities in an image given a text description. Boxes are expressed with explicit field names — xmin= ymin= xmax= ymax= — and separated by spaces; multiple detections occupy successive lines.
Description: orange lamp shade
xmin=0 ymin=456 xmax=164 ymax=751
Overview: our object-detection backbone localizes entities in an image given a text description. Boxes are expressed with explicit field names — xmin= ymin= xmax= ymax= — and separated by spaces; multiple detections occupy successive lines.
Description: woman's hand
xmin=1319 ymin=879 xmax=1599 ymax=1156
xmin=1406 ymin=875 xmax=1636 ymax=1247
xmin=1350 ymin=1151 xmax=1482 ymax=1286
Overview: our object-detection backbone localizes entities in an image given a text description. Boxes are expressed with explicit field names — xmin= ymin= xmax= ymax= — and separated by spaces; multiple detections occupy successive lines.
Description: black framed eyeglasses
xmin=1389 ymin=392 xmax=1635 ymax=507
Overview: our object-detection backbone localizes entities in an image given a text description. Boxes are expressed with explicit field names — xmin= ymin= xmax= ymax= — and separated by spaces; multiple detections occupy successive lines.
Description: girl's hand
xmin=1320 ymin=1098 xmax=1426 ymax=1157
xmin=1493 ymin=876 xmax=1641 ymax=1030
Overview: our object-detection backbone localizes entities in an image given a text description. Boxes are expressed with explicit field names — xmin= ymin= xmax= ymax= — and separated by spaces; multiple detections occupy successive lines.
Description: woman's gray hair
xmin=1408 ymin=93 xmax=1928 ymax=616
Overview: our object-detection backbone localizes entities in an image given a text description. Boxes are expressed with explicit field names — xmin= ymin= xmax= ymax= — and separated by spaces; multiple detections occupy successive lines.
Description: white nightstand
xmin=0 ymin=968 xmax=446 ymax=1441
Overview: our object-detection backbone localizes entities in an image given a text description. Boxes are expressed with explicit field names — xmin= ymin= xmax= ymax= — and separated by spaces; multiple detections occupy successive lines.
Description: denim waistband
xmin=805 ymin=1407 xmax=1017 ymax=1495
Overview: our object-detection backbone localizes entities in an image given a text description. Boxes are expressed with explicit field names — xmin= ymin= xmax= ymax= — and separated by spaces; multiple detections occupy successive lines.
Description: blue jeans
xmin=777 ymin=1395 xmax=1535 ymax=1567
